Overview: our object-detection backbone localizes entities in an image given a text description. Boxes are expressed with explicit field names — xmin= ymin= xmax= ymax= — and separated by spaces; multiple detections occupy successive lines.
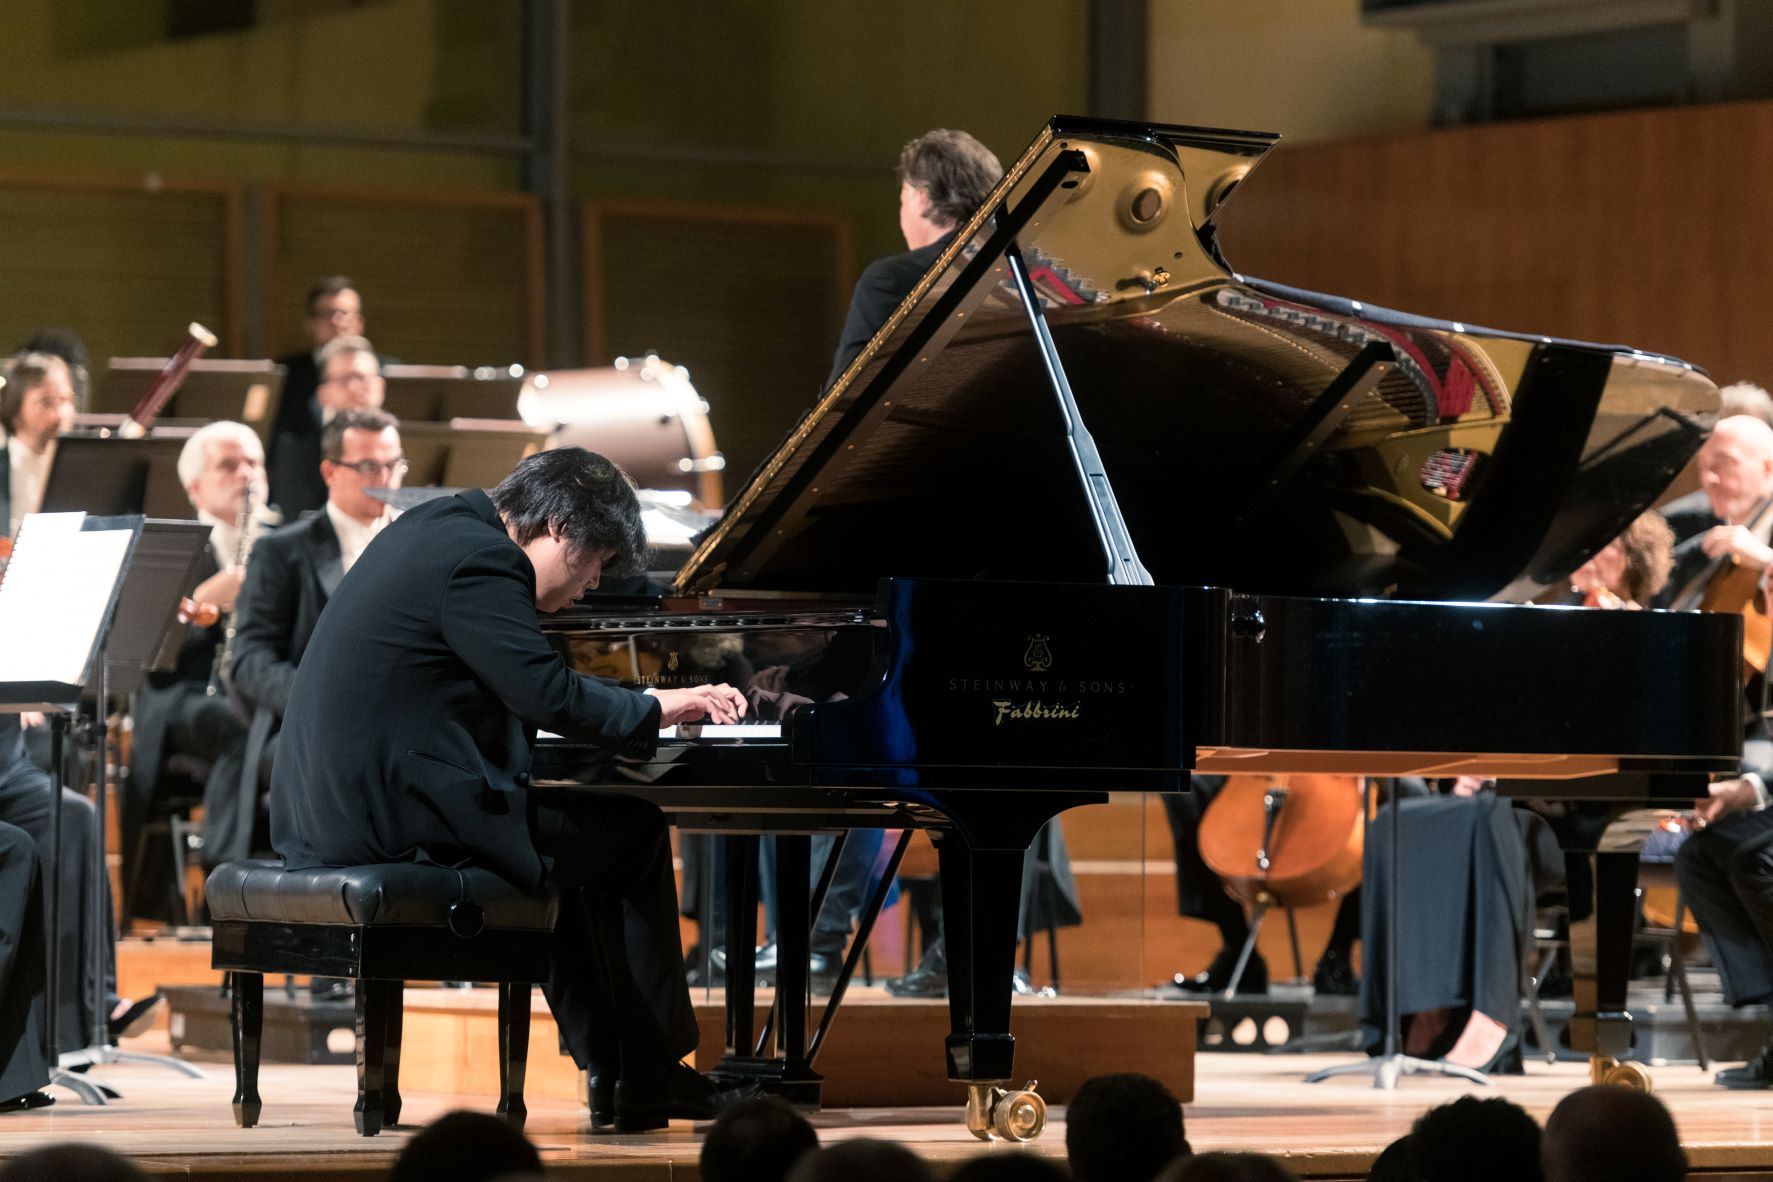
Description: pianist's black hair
xmin=491 ymin=447 xmax=647 ymax=577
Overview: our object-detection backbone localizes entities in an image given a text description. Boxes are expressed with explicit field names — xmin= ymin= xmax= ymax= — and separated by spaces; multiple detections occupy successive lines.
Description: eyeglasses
xmin=333 ymin=458 xmax=408 ymax=478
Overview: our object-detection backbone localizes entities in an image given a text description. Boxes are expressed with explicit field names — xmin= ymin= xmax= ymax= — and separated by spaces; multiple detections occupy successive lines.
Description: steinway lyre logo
xmin=666 ymin=651 xmax=680 ymax=673
xmin=1022 ymin=634 xmax=1053 ymax=672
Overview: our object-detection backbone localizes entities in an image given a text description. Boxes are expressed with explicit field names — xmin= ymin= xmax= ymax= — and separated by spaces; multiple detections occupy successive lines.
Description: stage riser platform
xmin=389 ymin=988 xmax=1205 ymax=1109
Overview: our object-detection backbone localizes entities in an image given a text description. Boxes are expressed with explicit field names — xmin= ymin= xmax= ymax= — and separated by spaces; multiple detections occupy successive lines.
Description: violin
xmin=1196 ymin=774 xmax=1365 ymax=912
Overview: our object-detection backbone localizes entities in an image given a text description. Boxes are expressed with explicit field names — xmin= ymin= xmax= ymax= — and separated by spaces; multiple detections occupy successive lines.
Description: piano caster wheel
xmin=1596 ymin=1059 xmax=1653 ymax=1092
xmin=965 ymin=1080 xmax=1047 ymax=1142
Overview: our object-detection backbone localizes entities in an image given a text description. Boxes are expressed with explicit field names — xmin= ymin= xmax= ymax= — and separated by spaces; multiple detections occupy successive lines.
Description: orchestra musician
xmin=1661 ymin=414 xmax=1773 ymax=1086
xmin=267 ymin=278 xmax=362 ymax=512
xmin=221 ymin=407 xmax=405 ymax=877
xmin=268 ymin=330 xmax=386 ymax=520
xmin=268 ymin=448 xmax=757 ymax=1131
xmin=0 ymin=351 xmax=77 ymax=538
xmin=121 ymin=422 xmax=262 ymax=922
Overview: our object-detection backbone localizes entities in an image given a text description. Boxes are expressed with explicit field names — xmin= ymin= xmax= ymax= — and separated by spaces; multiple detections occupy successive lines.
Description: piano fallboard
xmin=536 ymin=578 xmax=1741 ymax=798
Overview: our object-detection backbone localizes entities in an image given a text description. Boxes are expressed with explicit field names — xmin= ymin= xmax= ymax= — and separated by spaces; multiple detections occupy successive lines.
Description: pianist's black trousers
xmin=1676 ymin=807 xmax=1773 ymax=1007
xmin=0 ymin=820 xmax=48 ymax=1105
xmin=528 ymin=789 xmax=700 ymax=1084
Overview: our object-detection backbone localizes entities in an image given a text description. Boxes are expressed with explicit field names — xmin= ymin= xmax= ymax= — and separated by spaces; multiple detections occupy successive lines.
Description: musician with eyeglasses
xmin=268 ymin=333 xmax=387 ymax=519
xmin=222 ymin=408 xmax=405 ymax=881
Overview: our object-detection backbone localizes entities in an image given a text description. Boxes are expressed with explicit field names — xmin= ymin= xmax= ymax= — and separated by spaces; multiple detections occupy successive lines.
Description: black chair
xmin=124 ymin=752 xmax=211 ymax=927
xmin=205 ymin=860 xmax=556 ymax=1135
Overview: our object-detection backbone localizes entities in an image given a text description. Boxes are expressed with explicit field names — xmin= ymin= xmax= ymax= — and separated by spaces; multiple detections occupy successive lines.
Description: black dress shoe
xmin=1311 ymin=946 xmax=1358 ymax=997
xmin=586 ymin=1072 xmax=616 ymax=1130
xmin=309 ymin=979 xmax=354 ymax=1003
xmin=1718 ymin=1044 xmax=1773 ymax=1089
xmin=0 ymin=1091 xmax=52 ymax=1114
xmin=1171 ymin=949 xmax=1267 ymax=995
xmin=886 ymin=944 xmax=947 ymax=998
xmin=108 ymin=993 xmax=166 ymax=1043
xmin=612 ymin=1063 xmax=761 ymax=1132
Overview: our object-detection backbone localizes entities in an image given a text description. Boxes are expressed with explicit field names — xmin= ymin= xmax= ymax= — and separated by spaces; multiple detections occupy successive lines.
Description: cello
xmin=1195 ymin=773 xmax=1366 ymax=992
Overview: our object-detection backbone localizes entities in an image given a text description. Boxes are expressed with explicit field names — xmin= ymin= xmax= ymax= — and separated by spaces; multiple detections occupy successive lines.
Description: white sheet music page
xmin=0 ymin=512 xmax=132 ymax=686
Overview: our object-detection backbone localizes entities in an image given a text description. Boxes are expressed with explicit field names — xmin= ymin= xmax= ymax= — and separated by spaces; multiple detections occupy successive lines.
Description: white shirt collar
xmin=8 ymin=437 xmax=54 ymax=537
xmin=325 ymin=499 xmax=391 ymax=573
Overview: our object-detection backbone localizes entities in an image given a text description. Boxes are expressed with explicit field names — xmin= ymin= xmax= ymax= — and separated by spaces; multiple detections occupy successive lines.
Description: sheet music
xmin=0 ymin=512 xmax=133 ymax=686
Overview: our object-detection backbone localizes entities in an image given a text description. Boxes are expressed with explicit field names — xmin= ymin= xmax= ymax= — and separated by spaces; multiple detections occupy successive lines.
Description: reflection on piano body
xmin=532 ymin=116 xmax=1741 ymax=1115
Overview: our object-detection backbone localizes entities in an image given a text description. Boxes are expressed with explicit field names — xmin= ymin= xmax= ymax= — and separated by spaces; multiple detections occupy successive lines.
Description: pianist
xmin=268 ymin=447 xmax=754 ymax=1130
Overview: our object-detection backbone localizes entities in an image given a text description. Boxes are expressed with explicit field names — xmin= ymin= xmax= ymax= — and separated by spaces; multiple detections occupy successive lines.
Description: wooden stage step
xmin=394 ymin=986 xmax=1207 ymax=1109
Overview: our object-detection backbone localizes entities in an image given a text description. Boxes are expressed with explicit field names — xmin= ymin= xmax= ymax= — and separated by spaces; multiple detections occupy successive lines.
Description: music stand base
xmin=61 ymin=1041 xmax=206 ymax=1079
xmin=48 ymin=1067 xmax=113 ymax=1105
xmin=1304 ymin=1052 xmax=1490 ymax=1089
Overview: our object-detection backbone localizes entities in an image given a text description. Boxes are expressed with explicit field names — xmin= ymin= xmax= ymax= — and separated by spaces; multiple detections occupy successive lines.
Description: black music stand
xmin=56 ymin=520 xmax=212 ymax=1083
xmin=97 ymin=359 xmax=285 ymax=435
xmin=381 ymin=364 xmax=524 ymax=422
xmin=0 ymin=512 xmax=141 ymax=1105
xmin=397 ymin=421 xmax=547 ymax=488
xmin=41 ymin=436 xmax=196 ymax=521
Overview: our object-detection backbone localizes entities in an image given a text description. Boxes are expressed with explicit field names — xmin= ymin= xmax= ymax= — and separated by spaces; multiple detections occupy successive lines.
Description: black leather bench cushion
xmin=206 ymin=860 xmax=557 ymax=931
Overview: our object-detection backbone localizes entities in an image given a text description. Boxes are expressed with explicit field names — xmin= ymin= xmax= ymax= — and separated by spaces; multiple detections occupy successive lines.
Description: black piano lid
xmin=676 ymin=115 xmax=1717 ymax=605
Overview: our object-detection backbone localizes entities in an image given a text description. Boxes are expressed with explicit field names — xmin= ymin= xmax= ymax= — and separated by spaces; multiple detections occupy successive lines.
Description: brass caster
xmin=965 ymin=1080 xmax=1047 ymax=1142
xmin=1587 ymin=1055 xmax=1618 ymax=1086
xmin=1601 ymin=1061 xmax=1653 ymax=1092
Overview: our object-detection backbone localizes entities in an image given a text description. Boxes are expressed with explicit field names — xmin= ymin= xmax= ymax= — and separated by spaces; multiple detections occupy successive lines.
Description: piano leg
xmin=1566 ymin=847 xmax=1652 ymax=1088
xmin=720 ymin=836 xmax=760 ymax=1066
xmin=937 ymin=840 xmax=1048 ymax=1140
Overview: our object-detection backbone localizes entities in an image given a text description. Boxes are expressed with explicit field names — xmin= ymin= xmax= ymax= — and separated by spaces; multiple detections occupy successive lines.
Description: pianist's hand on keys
xmin=649 ymin=683 xmax=748 ymax=726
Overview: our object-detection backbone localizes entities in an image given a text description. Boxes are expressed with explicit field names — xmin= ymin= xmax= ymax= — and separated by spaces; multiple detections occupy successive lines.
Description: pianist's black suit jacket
xmin=269 ymin=488 xmax=661 ymax=890
xmin=825 ymin=229 xmax=957 ymax=388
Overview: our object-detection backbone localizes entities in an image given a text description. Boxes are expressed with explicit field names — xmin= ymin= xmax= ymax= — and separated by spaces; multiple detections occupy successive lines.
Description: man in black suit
xmin=270 ymin=448 xmax=752 ymax=1131
xmin=267 ymin=277 xmax=360 ymax=512
xmin=221 ymin=407 xmax=404 ymax=870
xmin=269 ymin=331 xmax=386 ymax=520
xmin=123 ymin=421 xmax=261 ymax=923
xmin=826 ymin=128 xmax=1005 ymax=388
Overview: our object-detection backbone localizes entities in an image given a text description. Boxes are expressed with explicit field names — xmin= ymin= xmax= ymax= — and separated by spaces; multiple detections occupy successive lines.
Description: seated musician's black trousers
xmin=1676 ymin=807 xmax=1773 ymax=1007
xmin=528 ymin=790 xmax=700 ymax=1083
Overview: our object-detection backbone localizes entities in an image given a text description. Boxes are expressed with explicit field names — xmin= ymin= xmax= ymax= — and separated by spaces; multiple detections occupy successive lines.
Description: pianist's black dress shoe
xmin=0 ymin=1091 xmax=52 ymax=1114
xmin=886 ymin=943 xmax=948 ymax=998
xmin=1311 ymin=946 xmax=1358 ymax=997
xmin=605 ymin=1063 xmax=762 ymax=1132
xmin=1717 ymin=1041 xmax=1773 ymax=1089
xmin=1172 ymin=949 xmax=1267 ymax=995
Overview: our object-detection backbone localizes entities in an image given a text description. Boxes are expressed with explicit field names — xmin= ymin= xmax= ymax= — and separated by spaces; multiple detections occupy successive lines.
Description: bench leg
xmin=230 ymin=970 xmax=264 ymax=1128
xmin=354 ymin=979 xmax=389 ymax=1136
xmin=497 ymin=982 xmax=530 ymax=1129
xmin=382 ymin=980 xmax=404 ymax=1127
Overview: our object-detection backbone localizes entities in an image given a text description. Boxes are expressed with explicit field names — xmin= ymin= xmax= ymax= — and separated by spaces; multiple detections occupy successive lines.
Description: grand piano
xmin=532 ymin=116 xmax=1742 ymax=1135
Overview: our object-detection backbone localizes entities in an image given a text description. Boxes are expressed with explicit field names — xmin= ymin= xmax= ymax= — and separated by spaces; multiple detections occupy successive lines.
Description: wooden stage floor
xmin=9 ymin=1038 xmax=1773 ymax=1180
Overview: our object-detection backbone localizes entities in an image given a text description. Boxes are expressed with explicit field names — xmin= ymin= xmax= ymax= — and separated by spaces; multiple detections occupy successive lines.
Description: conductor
xmin=269 ymin=448 xmax=750 ymax=1130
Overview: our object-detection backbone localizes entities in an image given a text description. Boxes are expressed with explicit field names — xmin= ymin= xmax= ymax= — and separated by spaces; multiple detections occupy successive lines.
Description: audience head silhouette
xmin=0 ymin=1145 xmax=146 ymax=1182
xmin=700 ymin=1096 xmax=820 ymax=1182
xmin=388 ymin=1110 xmax=542 ymax=1182
xmin=1066 ymin=1072 xmax=1191 ymax=1182
xmin=1408 ymin=1096 xmax=1542 ymax=1182
xmin=1541 ymin=1085 xmax=1685 ymax=1182
xmin=1158 ymin=1151 xmax=1298 ymax=1182
xmin=785 ymin=1138 xmax=935 ymax=1182
xmin=948 ymin=1152 xmax=1071 ymax=1182
xmin=1365 ymin=1135 xmax=1411 ymax=1182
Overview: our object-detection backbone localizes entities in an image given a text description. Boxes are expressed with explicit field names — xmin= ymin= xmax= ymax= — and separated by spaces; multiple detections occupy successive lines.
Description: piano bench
xmin=205 ymin=859 xmax=557 ymax=1136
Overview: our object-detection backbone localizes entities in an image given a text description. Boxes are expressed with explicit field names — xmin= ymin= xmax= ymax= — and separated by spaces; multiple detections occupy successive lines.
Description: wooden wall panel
xmin=584 ymin=201 xmax=854 ymax=494
xmin=1215 ymin=98 xmax=1773 ymax=388
xmin=265 ymin=186 xmax=542 ymax=368
xmin=0 ymin=176 xmax=234 ymax=370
